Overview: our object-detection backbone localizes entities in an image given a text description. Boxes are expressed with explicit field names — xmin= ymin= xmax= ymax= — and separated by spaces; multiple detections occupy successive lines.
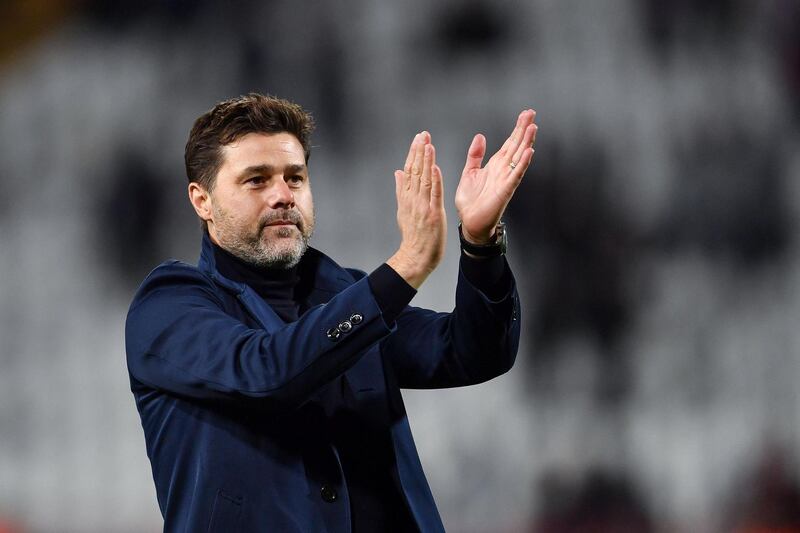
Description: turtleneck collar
xmin=210 ymin=239 xmax=302 ymax=322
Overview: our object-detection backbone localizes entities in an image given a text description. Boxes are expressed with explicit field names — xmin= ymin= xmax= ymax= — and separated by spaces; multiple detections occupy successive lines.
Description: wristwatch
xmin=458 ymin=222 xmax=507 ymax=257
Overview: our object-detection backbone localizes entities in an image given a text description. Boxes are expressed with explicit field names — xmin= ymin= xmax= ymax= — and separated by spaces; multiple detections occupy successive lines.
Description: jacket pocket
xmin=208 ymin=489 xmax=243 ymax=533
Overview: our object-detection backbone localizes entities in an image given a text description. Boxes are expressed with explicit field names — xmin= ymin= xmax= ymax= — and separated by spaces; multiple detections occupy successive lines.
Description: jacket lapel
xmin=198 ymin=232 xmax=387 ymax=400
xmin=235 ymin=286 xmax=287 ymax=331
xmin=197 ymin=232 xmax=287 ymax=331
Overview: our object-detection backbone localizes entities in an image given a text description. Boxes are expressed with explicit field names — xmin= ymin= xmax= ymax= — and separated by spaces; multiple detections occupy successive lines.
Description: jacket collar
xmin=197 ymin=231 xmax=355 ymax=300
xmin=197 ymin=232 xmax=385 ymax=407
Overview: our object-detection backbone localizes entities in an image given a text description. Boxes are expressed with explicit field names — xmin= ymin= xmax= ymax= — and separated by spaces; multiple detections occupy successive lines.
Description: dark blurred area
xmin=723 ymin=446 xmax=800 ymax=533
xmin=1 ymin=0 xmax=799 ymax=531
xmin=532 ymin=469 xmax=655 ymax=533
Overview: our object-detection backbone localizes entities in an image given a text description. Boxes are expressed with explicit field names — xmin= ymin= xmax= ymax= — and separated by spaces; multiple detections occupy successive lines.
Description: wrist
xmin=386 ymin=250 xmax=430 ymax=289
xmin=460 ymin=225 xmax=495 ymax=245
xmin=458 ymin=222 xmax=507 ymax=257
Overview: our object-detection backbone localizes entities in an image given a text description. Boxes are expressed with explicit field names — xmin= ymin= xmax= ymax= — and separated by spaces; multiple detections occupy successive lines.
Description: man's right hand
xmin=386 ymin=131 xmax=447 ymax=289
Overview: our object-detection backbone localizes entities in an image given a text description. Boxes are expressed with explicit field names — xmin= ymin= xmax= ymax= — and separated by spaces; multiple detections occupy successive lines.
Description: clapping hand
xmin=456 ymin=110 xmax=537 ymax=244
xmin=386 ymin=131 xmax=447 ymax=289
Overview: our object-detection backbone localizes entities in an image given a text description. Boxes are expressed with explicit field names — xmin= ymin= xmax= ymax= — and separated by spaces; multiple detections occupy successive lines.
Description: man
xmin=126 ymin=93 xmax=537 ymax=532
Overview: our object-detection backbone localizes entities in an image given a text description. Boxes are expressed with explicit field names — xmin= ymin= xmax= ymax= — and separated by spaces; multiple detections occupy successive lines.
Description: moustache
xmin=259 ymin=210 xmax=304 ymax=231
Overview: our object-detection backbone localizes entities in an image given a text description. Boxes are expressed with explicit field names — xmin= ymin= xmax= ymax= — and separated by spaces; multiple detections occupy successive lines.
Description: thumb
xmin=462 ymin=134 xmax=486 ymax=174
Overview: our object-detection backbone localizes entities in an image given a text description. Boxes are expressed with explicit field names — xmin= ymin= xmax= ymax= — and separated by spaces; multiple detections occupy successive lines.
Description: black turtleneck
xmin=212 ymin=244 xmax=303 ymax=322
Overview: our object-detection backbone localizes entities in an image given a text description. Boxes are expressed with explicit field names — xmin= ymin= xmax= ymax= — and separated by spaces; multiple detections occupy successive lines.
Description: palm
xmin=455 ymin=152 xmax=518 ymax=235
xmin=455 ymin=110 xmax=537 ymax=243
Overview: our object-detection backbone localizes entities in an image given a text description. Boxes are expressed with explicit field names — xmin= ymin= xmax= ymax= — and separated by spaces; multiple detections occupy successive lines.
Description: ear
xmin=188 ymin=182 xmax=213 ymax=222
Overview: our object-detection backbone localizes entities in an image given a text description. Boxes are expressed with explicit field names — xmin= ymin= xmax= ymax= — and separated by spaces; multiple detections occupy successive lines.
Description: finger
xmin=419 ymin=130 xmax=430 ymax=145
xmin=462 ymin=134 xmax=486 ymax=173
xmin=420 ymin=143 xmax=434 ymax=194
xmin=430 ymin=164 xmax=444 ymax=207
xmin=509 ymin=146 xmax=534 ymax=184
xmin=499 ymin=109 xmax=535 ymax=158
xmin=510 ymin=123 xmax=537 ymax=171
xmin=498 ymin=110 xmax=527 ymax=156
xmin=395 ymin=169 xmax=404 ymax=198
xmin=410 ymin=133 xmax=426 ymax=193
xmin=404 ymin=133 xmax=421 ymax=175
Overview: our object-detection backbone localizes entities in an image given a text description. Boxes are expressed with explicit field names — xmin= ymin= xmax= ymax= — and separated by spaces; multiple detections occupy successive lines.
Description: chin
xmin=255 ymin=237 xmax=306 ymax=266
xmin=265 ymin=225 xmax=299 ymax=239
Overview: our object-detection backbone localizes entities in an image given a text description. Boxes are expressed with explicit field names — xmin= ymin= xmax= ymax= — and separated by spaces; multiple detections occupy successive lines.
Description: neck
xmin=211 ymin=239 xmax=303 ymax=322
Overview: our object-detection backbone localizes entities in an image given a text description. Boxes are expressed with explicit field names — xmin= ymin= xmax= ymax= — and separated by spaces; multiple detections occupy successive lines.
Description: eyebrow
xmin=237 ymin=163 xmax=307 ymax=179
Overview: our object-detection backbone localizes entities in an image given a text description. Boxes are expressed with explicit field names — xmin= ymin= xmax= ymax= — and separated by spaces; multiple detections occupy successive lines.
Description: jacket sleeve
xmin=381 ymin=259 xmax=522 ymax=389
xmin=125 ymin=261 xmax=394 ymax=411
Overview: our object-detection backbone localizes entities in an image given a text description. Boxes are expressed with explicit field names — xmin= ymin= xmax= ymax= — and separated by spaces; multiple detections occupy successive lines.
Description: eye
xmin=287 ymin=175 xmax=304 ymax=186
xmin=247 ymin=176 xmax=266 ymax=186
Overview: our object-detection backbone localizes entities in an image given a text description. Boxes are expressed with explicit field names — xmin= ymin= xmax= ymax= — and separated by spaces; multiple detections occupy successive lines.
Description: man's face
xmin=204 ymin=132 xmax=315 ymax=269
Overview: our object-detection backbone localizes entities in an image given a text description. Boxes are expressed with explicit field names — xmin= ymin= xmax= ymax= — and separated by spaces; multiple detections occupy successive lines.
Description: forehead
xmin=220 ymin=132 xmax=305 ymax=172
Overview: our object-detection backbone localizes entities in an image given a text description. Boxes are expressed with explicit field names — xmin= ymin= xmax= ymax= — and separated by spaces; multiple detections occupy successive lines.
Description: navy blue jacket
xmin=125 ymin=234 xmax=521 ymax=532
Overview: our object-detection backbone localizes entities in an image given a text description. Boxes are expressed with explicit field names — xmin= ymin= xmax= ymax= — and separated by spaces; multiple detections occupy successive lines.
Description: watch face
xmin=496 ymin=223 xmax=507 ymax=254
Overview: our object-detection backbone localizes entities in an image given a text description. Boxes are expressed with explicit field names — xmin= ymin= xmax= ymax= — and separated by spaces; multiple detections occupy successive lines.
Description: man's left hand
xmin=455 ymin=109 xmax=537 ymax=244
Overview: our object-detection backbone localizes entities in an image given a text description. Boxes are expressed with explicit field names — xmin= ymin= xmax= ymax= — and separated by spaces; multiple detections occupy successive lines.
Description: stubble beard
xmin=212 ymin=205 xmax=314 ymax=270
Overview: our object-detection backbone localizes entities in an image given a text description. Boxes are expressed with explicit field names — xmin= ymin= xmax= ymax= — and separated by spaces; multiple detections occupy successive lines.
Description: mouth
xmin=265 ymin=220 xmax=296 ymax=227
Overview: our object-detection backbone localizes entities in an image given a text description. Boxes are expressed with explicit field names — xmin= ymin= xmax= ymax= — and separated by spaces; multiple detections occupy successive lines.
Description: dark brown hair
xmin=184 ymin=93 xmax=315 ymax=192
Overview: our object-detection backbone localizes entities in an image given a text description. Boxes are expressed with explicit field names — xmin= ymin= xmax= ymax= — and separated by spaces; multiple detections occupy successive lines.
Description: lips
xmin=261 ymin=211 xmax=302 ymax=232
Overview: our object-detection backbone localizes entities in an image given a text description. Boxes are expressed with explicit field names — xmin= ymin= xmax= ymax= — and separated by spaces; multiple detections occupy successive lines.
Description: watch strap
xmin=458 ymin=222 xmax=507 ymax=257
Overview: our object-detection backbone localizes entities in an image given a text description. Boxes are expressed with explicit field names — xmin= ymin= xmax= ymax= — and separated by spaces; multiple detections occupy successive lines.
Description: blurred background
xmin=1 ymin=0 xmax=799 ymax=531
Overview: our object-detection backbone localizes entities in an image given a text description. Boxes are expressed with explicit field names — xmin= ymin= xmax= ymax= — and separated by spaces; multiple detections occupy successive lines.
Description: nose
xmin=268 ymin=177 xmax=295 ymax=209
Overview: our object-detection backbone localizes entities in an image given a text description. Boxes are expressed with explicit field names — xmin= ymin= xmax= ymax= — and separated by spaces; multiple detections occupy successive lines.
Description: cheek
xmin=214 ymin=197 xmax=260 ymax=228
xmin=299 ymin=192 xmax=314 ymax=218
